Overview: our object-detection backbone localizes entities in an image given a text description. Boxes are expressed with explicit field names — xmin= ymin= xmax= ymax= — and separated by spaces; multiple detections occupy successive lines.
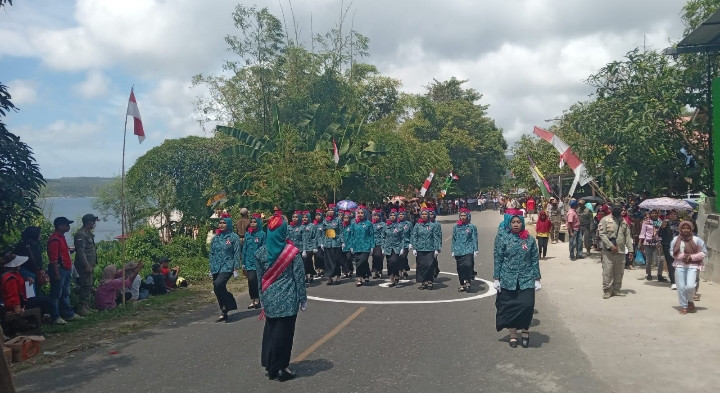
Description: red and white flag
xmin=419 ymin=171 xmax=434 ymax=197
xmin=450 ymin=172 xmax=459 ymax=180
xmin=332 ymin=138 xmax=340 ymax=164
xmin=127 ymin=88 xmax=145 ymax=143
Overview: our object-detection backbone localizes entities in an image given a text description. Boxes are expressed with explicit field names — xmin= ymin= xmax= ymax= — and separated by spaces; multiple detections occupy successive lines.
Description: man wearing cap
xmin=74 ymin=213 xmax=99 ymax=316
xmin=47 ymin=217 xmax=82 ymax=324
xmin=598 ymin=203 xmax=635 ymax=299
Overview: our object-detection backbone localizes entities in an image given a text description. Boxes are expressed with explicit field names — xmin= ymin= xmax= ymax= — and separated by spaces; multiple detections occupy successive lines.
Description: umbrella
xmin=577 ymin=195 xmax=604 ymax=203
xmin=684 ymin=199 xmax=699 ymax=208
xmin=638 ymin=197 xmax=693 ymax=211
xmin=337 ymin=199 xmax=358 ymax=210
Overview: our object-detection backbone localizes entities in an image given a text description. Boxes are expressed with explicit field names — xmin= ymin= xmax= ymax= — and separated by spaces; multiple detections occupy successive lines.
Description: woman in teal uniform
xmin=371 ymin=209 xmax=385 ymax=278
xmin=410 ymin=208 xmax=440 ymax=289
xmin=318 ymin=204 xmax=342 ymax=284
xmin=242 ymin=213 xmax=265 ymax=308
xmin=452 ymin=208 xmax=478 ymax=292
xmin=382 ymin=209 xmax=404 ymax=286
xmin=349 ymin=205 xmax=375 ymax=286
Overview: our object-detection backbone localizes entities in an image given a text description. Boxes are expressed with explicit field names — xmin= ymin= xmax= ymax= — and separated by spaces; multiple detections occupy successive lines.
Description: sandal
xmin=688 ymin=302 xmax=696 ymax=312
xmin=247 ymin=303 xmax=256 ymax=309
xmin=680 ymin=308 xmax=688 ymax=315
xmin=458 ymin=286 xmax=466 ymax=292
xmin=509 ymin=337 xmax=518 ymax=348
xmin=418 ymin=283 xmax=427 ymax=290
xmin=356 ymin=280 xmax=363 ymax=287
xmin=426 ymin=282 xmax=433 ymax=290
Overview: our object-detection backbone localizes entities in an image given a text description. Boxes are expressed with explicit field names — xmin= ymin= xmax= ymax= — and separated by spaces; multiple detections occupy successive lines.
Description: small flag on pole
xmin=419 ymin=171 xmax=434 ymax=197
xmin=333 ymin=138 xmax=340 ymax=164
xmin=450 ymin=172 xmax=459 ymax=180
xmin=127 ymin=88 xmax=145 ymax=143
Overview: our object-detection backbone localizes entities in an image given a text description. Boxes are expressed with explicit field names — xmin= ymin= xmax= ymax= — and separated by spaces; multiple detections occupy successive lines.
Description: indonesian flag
xmin=450 ymin=171 xmax=459 ymax=180
xmin=127 ymin=88 xmax=145 ymax=143
xmin=332 ymin=138 xmax=340 ymax=164
xmin=419 ymin=171 xmax=434 ymax=197
xmin=533 ymin=126 xmax=593 ymax=186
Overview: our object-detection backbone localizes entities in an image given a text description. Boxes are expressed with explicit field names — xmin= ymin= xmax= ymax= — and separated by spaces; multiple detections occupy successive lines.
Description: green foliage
xmin=0 ymin=82 xmax=46 ymax=249
xmin=93 ymin=176 xmax=148 ymax=232
xmin=507 ymin=135 xmax=567 ymax=194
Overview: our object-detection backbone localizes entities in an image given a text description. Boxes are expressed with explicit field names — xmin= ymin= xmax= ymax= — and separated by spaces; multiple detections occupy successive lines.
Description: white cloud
xmin=6 ymin=79 xmax=39 ymax=105
xmin=73 ymin=70 xmax=110 ymax=98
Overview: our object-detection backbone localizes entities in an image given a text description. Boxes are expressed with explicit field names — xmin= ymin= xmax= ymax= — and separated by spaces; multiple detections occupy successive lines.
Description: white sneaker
xmin=53 ymin=317 xmax=67 ymax=325
xmin=670 ymin=284 xmax=677 ymax=290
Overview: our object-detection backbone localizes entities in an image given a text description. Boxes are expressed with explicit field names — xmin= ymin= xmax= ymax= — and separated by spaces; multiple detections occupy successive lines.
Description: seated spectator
xmin=158 ymin=256 xmax=179 ymax=289
xmin=1 ymin=254 xmax=52 ymax=321
xmin=148 ymin=263 xmax=172 ymax=295
xmin=95 ymin=262 xmax=144 ymax=311
xmin=123 ymin=262 xmax=150 ymax=301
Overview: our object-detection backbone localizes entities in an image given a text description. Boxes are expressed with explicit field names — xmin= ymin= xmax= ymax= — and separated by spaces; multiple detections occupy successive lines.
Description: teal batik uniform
xmin=255 ymin=246 xmax=307 ymax=319
xmin=209 ymin=227 xmax=241 ymax=274
xmin=340 ymin=223 xmax=353 ymax=252
xmin=319 ymin=217 xmax=342 ymax=248
xmin=383 ymin=222 xmax=404 ymax=255
xmin=452 ymin=223 xmax=478 ymax=256
xmin=373 ymin=221 xmax=386 ymax=246
xmin=431 ymin=220 xmax=443 ymax=251
xmin=493 ymin=220 xmax=541 ymax=291
xmin=242 ymin=229 xmax=266 ymax=271
xmin=349 ymin=219 xmax=375 ymax=253
xmin=410 ymin=221 xmax=436 ymax=251
xmin=301 ymin=222 xmax=317 ymax=252
xmin=398 ymin=220 xmax=413 ymax=249
xmin=287 ymin=223 xmax=304 ymax=248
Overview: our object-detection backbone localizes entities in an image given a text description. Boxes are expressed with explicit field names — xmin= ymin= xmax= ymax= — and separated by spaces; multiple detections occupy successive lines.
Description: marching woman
xmin=349 ymin=205 xmax=376 ymax=286
xmin=286 ymin=210 xmax=304 ymax=247
xmin=371 ymin=209 xmax=386 ymax=278
xmin=312 ymin=209 xmax=325 ymax=277
xmin=209 ymin=217 xmax=241 ymax=322
xmin=257 ymin=213 xmax=307 ymax=382
xmin=340 ymin=211 xmax=354 ymax=278
xmin=670 ymin=221 xmax=707 ymax=314
xmin=242 ymin=214 xmax=266 ymax=309
xmin=397 ymin=208 xmax=413 ymax=280
xmin=452 ymin=208 xmax=478 ymax=292
xmin=429 ymin=210 xmax=442 ymax=278
xmin=410 ymin=208 xmax=441 ymax=289
xmin=318 ymin=204 xmax=342 ymax=285
xmin=300 ymin=211 xmax=316 ymax=283
xmin=493 ymin=213 xmax=541 ymax=348
xmin=383 ymin=209 xmax=404 ymax=286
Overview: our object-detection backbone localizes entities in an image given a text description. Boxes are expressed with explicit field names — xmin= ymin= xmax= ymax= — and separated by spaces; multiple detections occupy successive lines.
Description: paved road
xmin=15 ymin=212 xmax=609 ymax=393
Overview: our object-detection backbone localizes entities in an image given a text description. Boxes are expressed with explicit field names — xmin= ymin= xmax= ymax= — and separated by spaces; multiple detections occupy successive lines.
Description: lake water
xmin=41 ymin=197 xmax=123 ymax=241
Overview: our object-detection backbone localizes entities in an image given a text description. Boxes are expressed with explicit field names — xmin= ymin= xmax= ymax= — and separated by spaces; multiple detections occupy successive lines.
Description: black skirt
xmin=415 ymin=251 xmax=435 ymax=283
xmin=495 ymin=286 xmax=535 ymax=331
xmin=261 ymin=315 xmax=297 ymax=373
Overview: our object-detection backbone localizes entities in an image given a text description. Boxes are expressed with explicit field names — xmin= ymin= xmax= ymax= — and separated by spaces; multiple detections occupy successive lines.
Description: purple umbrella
xmin=337 ymin=199 xmax=358 ymax=210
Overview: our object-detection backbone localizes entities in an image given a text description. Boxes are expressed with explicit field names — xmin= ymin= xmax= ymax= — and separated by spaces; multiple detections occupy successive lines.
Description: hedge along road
xmin=14 ymin=211 xmax=610 ymax=393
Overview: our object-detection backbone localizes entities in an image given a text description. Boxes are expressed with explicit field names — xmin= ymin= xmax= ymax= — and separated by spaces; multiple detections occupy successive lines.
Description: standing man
xmin=598 ymin=203 xmax=634 ymax=299
xmin=236 ymin=208 xmax=251 ymax=243
xmin=74 ymin=213 xmax=99 ymax=316
xmin=566 ymin=201 xmax=582 ymax=260
xmin=548 ymin=198 xmax=562 ymax=243
xmin=47 ymin=217 xmax=83 ymax=324
xmin=578 ymin=201 xmax=594 ymax=256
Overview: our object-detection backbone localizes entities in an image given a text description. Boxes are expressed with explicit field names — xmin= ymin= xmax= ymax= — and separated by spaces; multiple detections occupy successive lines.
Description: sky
xmin=1 ymin=0 xmax=690 ymax=179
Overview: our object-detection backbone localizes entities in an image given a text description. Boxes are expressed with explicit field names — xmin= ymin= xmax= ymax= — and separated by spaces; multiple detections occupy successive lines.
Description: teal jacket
xmin=319 ymin=217 xmax=342 ymax=248
xmin=452 ymin=223 xmax=478 ymax=256
xmin=209 ymin=231 xmax=241 ymax=274
xmin=382 ymin=222 xmax=404 ymax=255
xmin=493 ymin=231 xmax=541 ymax=291
xmin=256 ymin=246 xmax=307 ymax=318
xmin=372 ymin=221 xmax=385 ymax=247
xmin=397 ymin=220 xmax=413 ymax=249
xmin=242 ymin=229 xmax=266 ymax=271
xmin=286 ymin=223 xmax=304 ymax=248
xmin=301 ymin=223 xmax=317 ymax=251
xmin=340 ymin=223 xmax=353 ymax=252
xmin=431 ymin=221 xmax=443 ymax=251
xmin=349 ymin=219 xmax=375 ymax=252
xmin=410 ymin=221 xmax=437 ymax=251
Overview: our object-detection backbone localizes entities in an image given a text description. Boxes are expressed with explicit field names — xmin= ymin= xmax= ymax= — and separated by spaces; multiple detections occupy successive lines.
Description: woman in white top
xmin=669 ymin=221 xmax=707 ymax=314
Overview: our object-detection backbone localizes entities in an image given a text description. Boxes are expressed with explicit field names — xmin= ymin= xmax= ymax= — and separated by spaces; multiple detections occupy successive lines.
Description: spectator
xmin=95 ymin=263 xmax=144 ymax=310
xmin=547 ymin=198 xmax=562 ymax=243
xmin=598 ymin=203 xmax=634 ymax=299
xmin=639 ymin=210 xmax=665 ymax=282
xmin=158 ymin=256 xmax=179 ymax=289
xmin=74 ymin=213 xmax=99 ymax=316
xmin=566 ymin=200 xmax=582 ymax=260
xmin=124 ymin=261 xmax=150 ymax=301
xmin=670 ymin=221 xmax=706 ymax=314
xmin=12 ymin=226 xmax=46 ymax=295
xmin=236 ymin=208 xmax=251 ymax=242
xmin=535 ymin=211 xmax=552 ymax=260
xmin=1 ymin=254 xmax=52 ymax=322
xmin=148 ymin=263 xmax=171 ymax=296
xmin=47 ymin=217 xmax=83 ymax=325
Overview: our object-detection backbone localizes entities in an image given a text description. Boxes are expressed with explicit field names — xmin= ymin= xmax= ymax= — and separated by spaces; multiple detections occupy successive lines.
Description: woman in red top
xmin=1 ymin=255 xmax=51 ymax=319
xmin=534 ymin=211 xmax=552 ymax=259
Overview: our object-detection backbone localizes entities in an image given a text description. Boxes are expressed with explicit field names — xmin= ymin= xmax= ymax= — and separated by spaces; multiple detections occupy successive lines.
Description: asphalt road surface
xmin=15 ymin=211 xmax=609 ymax=393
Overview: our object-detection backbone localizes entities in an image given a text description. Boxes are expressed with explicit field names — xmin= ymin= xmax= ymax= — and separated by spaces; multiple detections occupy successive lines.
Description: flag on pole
xmin=527 ymin=156 xmax=553 ymax=198
xmin=419 ymin=171 xmax=434 ymax=197
xmin=439 ymin=171 xmax=459 ymax=198
xmin=533 ymin=126 xmax=593 ymax=185
xmin=332 ymin=138 xmax=340 ymax=164
xmin=449 ymin=172 xmax=459 ymax=180
xmin=127 ymin=88 xmax=145 ymax=143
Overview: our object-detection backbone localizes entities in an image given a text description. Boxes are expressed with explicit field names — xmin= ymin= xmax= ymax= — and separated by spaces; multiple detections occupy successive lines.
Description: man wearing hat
xmin=74 ymin=213 xmax=99 ymax=316
xmin=598 ymin=203 xmax=635 ymax=299
xmin=47 ymin=217 xmax=83 ymax=324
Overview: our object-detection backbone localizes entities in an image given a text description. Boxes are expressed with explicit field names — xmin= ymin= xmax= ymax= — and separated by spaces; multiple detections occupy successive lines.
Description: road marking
xmin=307 ymin=272 xmax=497 ymax=305
xmin=292 ymin=306 xmax=366 ymax=363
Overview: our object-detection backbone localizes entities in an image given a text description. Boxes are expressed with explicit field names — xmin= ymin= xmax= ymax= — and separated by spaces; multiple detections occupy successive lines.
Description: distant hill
xmin=44 ymin=177 xmax=114 ymax=197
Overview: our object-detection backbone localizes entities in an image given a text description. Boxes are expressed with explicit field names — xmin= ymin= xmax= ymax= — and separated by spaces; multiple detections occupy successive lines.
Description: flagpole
xmin=120 ymin=87 xmax=131 ymax=307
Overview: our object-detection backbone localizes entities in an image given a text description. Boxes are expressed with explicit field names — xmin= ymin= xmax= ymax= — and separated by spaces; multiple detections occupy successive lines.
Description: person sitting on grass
xmin=95 ymin=262 xmax=144 ymax=311
xmin=158 ymin=256 xmax=179 ymax=289
xmin=1 ymin=254 xmax=52 ymax=324
xmin=148 ymin=263 xmax=172 ymax=295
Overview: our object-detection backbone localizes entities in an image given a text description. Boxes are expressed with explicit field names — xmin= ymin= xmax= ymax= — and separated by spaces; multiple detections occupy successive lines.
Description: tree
xmin=0 ymin=82 xmax=45 ymax=249
xmin=92 ymin=176 xmax=149 ymax=233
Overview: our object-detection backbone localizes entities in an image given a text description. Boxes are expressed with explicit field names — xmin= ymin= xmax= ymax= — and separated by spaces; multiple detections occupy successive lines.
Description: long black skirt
xmin=401 ymin=249 xmax=410 ymax=271
xmin=415 ymin=251 xmax=435 ymax=283
xmin=371 ymin=245 xmax=384 ymax=273
xmin=455 ymin=254 xmax=473 ymax=285
xmin=386 ymin=251 xmax=401 ymax=276
xmin=353 ymin=252 xmax=371 ymax=279
xmin=342 ymin=251 xmax=354 ymax=275
xmin=323 ymin=247 xmax=341 ymax=277
xmin=495 ymin=286 xmax=535 ymax=331
xmin=314 ymin=248 xmax=325 ymax=271
xmin=302 ymin=251 xmax=316 ymax=276
xmin=261 ymin=315 xmax=297 ymax=373
xmin=246 ymin=270 xmax=259 ymax=299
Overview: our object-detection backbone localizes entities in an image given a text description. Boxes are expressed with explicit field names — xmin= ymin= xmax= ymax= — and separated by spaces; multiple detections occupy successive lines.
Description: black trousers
xmin=353 ymin=252 xmax=371 ymax=279
xmin=537 ymin=237 xmax=548 ymax=257
xmin=415 ymin=251 xmax=435 ymax=283
xmin=261 ymin=315 xmax=297 ymax=373
xmin=371 ymin=246 xmax=384 ymax=274
xmin=25 ymin=295 xmax=52 ymax=316
xmin=323 ymin=247 xmax=341 ymax=277
xmin=246 ymin=270 xmax=259 ymax=299
xmin=662 ymin=244 xmax=675 ymax=284
xmin=212 ymin=272 xmax=237 ymax=313
xmin=455 ymin=254 xmax=474 ymax=285
xmin=401 ymin=248 xmax=410 ymax=271
xmin=386 ymin=251 xmax=401 ymax=276
xmin=342 ymin=251 xmax=354 ymax=275
xmin=302 ymin=251 xmax=316 ymax=276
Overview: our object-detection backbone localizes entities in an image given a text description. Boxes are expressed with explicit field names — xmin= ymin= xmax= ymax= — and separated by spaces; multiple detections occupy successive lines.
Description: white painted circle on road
xmin=307 ymin=271 xmax=497 ymax=305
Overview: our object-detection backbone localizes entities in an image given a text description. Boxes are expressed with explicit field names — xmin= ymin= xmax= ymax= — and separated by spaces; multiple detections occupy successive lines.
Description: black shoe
xmin=521 ymin=332 xmax=530 ymax=348
xmin=277 ymin=369 xmax=296 ymax=382
xmin=268 ymin=370 xmax=279 ymax=380
xmin=216 ymin=313 xmax=228 ymax=323
xmin=403 ymin=272 xmax=409 ymax=280
xmin=646 ymin=275 xmax=653 ymax=281
xmin=509 ymin=338 xmax=518 ymax=348
xmin=657 ymin=276 xmax=668 ymax=282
